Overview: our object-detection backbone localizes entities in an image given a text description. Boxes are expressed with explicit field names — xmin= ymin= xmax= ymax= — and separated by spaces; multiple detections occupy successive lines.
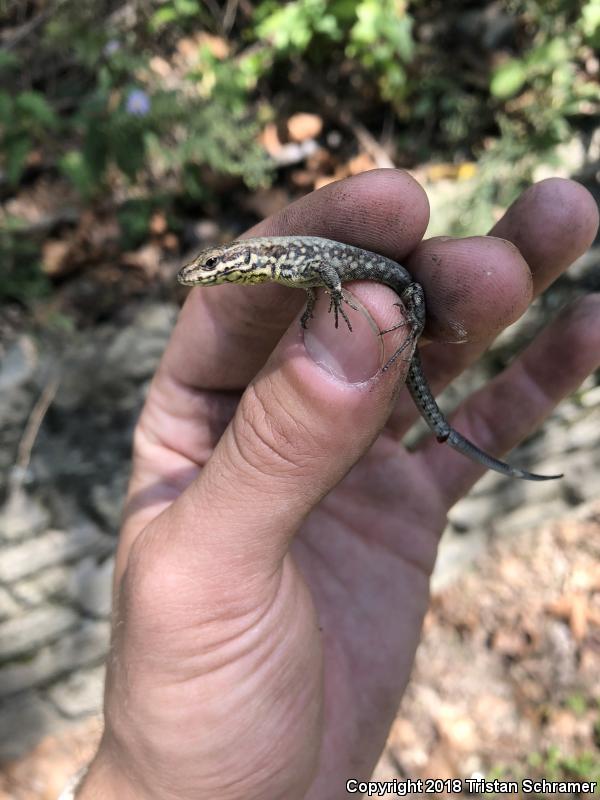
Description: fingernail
xmin=303 ymin=290 xmax=383 ymax=383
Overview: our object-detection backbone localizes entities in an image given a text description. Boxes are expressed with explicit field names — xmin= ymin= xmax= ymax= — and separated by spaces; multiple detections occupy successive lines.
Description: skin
xmin=78 ymin=170 xmax=599 ymax=800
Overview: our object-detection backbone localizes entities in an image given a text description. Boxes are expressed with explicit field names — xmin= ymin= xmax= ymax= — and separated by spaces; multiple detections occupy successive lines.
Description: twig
xmin=203 ymin=0 xmax=222 ymax=26
xmin=10 ymin=372 xmax=60 ymax=497
xmin=1 ymin=0 xmax=68 ymax=50
xmin=344 ymin=113 xmax=396 ymax=169
xmin=222 ymin=0 xmax=239 ymax=34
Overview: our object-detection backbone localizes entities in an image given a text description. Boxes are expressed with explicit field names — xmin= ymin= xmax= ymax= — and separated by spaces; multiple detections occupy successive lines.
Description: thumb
xmin=129 ymin=282 xmax=413 ymax=598
xmin=165 ymin=283 xmax=409 ymax=575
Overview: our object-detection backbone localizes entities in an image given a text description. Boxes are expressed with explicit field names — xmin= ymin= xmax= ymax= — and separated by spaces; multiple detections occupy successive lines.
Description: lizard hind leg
xmin=381 ymin=283 xmax=427 ymax=371
xmin=301 ymin=288 xmax=317 ymax=329
xmin=380 ymin=283 xmax=426 ymax=337
xmin=381 ymin=332 xmax=419 ymax=371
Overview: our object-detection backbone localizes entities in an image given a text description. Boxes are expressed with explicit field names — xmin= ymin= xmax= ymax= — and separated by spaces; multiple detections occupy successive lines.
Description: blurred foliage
xmin=528 ymin=746 xmax=600 ymax=784
xmin=0 ymin=218 xmax=47 ymax=305
xmin=118 ymin=195 xmax=183 ymax=249
xmin=0 ymin=0 xmax=272 ymax=196
xmin=0 ymin=0 xmax=598 ymax=300
xmin=487 ymin=746 xmax=600 ymax=791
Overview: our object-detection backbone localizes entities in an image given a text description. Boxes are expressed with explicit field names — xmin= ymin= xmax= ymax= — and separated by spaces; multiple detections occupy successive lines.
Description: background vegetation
xmin=1 ymin=0 xmax=598 ymax=307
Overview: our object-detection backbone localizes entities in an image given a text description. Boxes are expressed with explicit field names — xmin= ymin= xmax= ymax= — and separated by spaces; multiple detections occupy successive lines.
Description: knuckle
xmin=232 ymin=379 xmax=322 ymax=479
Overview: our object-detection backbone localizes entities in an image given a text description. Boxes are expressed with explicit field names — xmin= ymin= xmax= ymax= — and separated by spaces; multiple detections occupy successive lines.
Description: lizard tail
xmin=445 ymin=430 xmax=562 ymax=482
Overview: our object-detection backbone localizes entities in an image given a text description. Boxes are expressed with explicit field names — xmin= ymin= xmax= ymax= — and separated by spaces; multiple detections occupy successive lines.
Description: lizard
xmin=177 ymin=235 xmax=561 ymax=482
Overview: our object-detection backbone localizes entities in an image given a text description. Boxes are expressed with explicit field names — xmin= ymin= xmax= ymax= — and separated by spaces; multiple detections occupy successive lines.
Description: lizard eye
xmin=204 ymin=257 xmax=218 ymax=269
xmin=243 ymin=251 xmax=251 ymax=264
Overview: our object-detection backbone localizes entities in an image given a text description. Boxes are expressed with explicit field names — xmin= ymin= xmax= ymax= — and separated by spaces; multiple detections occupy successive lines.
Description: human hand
xmin=79 ymin=171 xmax=599 ymax=800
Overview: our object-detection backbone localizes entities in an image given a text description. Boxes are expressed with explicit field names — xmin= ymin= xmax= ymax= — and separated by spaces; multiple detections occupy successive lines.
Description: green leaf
xmin=256 ymin=0 xmax=326 ymax=51
xmin=150 ymin=0 xmax=199 ymax=28
xmin=150 ymin=6 xmax=178 ymax=31
xmin=174 ymin=0 xmax=200 ymax=14
xmin=59 ymin=150 xmax=96 ymax=196
xmin=16 ymin=91 xmax=59 ymax=130
xmin=0 ymin=50 xmax=19 ymax=71
xmin=581 ymin=0 xmax=600 ymax=44
xmin=0 ymin=90 xmax=14 ymax=122
xmin=117 ymin=199 xmax=153 ymax=249
xmin=5 ymin=136 xmax=32 ymax=184
xmin=111 ymin=122 xmax=146 ymax=178
xmin=82 ymin=122 xmax=110 ymax=183
xmin=490 ymin=60 xmax=528 ymax=99
xmin=527 ymin=38 xmax=569 ymax=69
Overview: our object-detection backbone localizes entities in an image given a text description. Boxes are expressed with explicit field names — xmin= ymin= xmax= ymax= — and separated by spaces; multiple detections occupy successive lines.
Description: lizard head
xmin=177 ymin=239 xmax=274 ymax=286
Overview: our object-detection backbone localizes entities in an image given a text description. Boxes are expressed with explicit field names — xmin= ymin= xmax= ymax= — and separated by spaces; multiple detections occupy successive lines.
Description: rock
xmin=51 ymin=339 xmax=101 ymax=411
xmin=89 ymin=477 xmax=127 ymax=532
xmin=0 ymin=693 xmax=61 ymax=762
xmin=0 ymin=336 xmax=38 ymax=392
xmin=433 ymin=528 xmax=488 ymax=593
xmin=46 ymin=665 xmax=105 ymax=718
xmin=0 ymin=606 xmax=79 ymax=661
xmin=0 ymin=586 xmax=21 ymax=622
xmin=67 ymin=556 xmax=114 ymax=618
xmin=0 ymin=525 xmax=113 ymax=584
xmin=0 ymin=490 xmax=51 ymax=542
xmin=12 ymin=565 xmax=70 ymax=607
xmin=0 ymin=341 xmax=39 ymax=480
xmin=0 ymin=621 xmax=110 ymax=698
xmin=447 ymin=494 xmax=497 ymax=532
xmin=493 ymin=500 xmax=568 ymax=537
xmin=566 ymin=410 xmax=600 ymax=450
xmin=561 ymin=450 xmax=600 ymax=503
xmin=103 ymin=303 xmax=177 ymax=382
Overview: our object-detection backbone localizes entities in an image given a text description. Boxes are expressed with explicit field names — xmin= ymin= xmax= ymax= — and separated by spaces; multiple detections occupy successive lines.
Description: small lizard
xmin=178 ymin=235 xmax=561 ymax=482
